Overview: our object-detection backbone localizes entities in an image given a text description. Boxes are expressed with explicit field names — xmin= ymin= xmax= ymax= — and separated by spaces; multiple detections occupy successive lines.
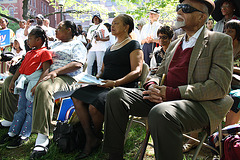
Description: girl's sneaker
xmin=0 ymin=134 xmax=16 ymax=146
xmin=6 ymin=136 xmax=29 ymax=149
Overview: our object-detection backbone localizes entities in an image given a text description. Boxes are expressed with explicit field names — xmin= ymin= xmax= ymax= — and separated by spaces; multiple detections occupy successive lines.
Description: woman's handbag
xmin=9 ymin=56 xmax=25 ymax=75
xmin=9 ymin=58 xmax=22 ymax=74
xmin=86 ymin=24 xmax=101 ymax=51
xmin=0 ymin=52 xmax=14 ymax=62
xmin=53 ymin=121 xmax=86 ymax=153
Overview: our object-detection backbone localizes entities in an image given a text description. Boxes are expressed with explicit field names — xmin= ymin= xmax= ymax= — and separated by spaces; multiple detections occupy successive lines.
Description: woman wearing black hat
xmin=86 ymin=13 xmax=110 ymax=76
xmin=213 ymin=0 xmax=240 ymax=32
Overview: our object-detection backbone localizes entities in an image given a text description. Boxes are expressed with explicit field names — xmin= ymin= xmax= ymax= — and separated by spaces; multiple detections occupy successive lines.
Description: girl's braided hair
xmin=29 ymin=26 xmax=49 ymax=49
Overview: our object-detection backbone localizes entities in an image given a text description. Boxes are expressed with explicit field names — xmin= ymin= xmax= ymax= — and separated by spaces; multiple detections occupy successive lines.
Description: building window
xmin=33 ymin=10 xmax=36 ymax=17
xmin=89 ymin=0 xmax=100 ymax=4
xmin=47 ymin=6 xmax=49 ymax=14
xmin=41 ymin=2 xmax=44 ymax=12
xmin=29 ymin=9 xmax=32 ymax=16
xmin=44 ymin=4 xmax=46 ymax=13
xmin=30 ymin=0 xmax=32 ymax=6
xmin=9 ymin=7 xmax=14 ymax=17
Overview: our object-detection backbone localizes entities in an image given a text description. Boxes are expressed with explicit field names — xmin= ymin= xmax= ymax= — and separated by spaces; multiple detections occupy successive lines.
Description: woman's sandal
xmin=182 ymin=141 xmax=198 ymax=153
xmin=75 ymin=152 xmax=90 ymax=159
xmin=29 ymin=145 xmax=49 ymax=160
xmin=75 ymin=141 xmax=101 ymax=159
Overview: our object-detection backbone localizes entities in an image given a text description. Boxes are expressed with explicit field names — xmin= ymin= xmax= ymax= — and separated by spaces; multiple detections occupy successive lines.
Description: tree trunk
xmin=22 ymin=0 xmax=29 ymax=20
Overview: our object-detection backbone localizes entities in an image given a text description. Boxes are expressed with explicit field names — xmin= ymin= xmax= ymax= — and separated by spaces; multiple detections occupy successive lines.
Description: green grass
xmin=0 ymin=118 xmax=214 ymax=160
xmin=0 ymin=86 xmax=148 ymax=159
xmin=0 ymin=121 xmax=148 ymax=160
xmin=0 ymin=89 xmax=213 ymax=160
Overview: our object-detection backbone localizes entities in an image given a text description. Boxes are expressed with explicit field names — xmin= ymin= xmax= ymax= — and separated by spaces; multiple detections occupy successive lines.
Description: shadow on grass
xmin=0 ymin=122 xmax=146 ymax=160
xmin=0 ymin=117 xmax=215 ymax=160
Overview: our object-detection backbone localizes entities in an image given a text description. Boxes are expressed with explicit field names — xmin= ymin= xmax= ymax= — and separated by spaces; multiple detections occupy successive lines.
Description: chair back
xmin=83 ymin=62 xmax=87 ymax=72
xmin=138 ymin=63 xmax=149 ymax=88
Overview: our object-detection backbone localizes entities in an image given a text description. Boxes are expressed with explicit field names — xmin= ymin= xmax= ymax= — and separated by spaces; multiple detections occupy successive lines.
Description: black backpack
xmin=53 ymin=121 xmax=86 ymax=153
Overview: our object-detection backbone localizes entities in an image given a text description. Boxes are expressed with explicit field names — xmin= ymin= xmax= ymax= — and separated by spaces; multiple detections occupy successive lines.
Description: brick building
xmin=0 ymin=0 xmax=59 ymax=28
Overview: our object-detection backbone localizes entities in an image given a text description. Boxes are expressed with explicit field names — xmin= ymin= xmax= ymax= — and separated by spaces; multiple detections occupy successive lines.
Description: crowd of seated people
xmin=0 ymin=0 xmax=240 ymax=159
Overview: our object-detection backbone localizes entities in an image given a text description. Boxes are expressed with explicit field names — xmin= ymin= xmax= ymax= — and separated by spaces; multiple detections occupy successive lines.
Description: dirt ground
xmin=133 ymin=128 xmax=220 ymax=160
xmin=142 ymin=142 xmax=218 ymax=160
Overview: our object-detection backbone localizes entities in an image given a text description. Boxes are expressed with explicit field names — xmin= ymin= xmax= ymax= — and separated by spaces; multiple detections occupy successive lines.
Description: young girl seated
xmin=0 ymin=26 xmax=52 ymax=148
xmin=10 ymin=38 xmax=26 ymax=66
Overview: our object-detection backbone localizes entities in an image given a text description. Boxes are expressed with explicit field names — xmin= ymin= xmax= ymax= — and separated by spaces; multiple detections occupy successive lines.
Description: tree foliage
xmin=0 ymin=0 xmax=179 ymax=26
xmin=50 ymin=0 xmax=179 ymax=25
xmin=114 ymin=0 xmax=179 ymax=24
xmin=50 ymin=0 xmax=111 ymax=22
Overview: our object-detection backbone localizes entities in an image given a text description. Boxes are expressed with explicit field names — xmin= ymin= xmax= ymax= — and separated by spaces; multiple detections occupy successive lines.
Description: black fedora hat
xmin=212 ymin=0 xmax=240 ymax=21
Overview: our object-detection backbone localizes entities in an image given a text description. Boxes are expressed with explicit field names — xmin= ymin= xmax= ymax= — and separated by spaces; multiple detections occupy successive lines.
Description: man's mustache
xmin=176 ymin=15 xmax=185 ymax=21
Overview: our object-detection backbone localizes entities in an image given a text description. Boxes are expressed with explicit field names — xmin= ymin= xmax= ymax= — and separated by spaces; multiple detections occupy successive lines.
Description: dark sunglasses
xmin=158 ymin=36 xmax=168 ymax=40
xmin=176 ymin=4 xmax=204 ymax=13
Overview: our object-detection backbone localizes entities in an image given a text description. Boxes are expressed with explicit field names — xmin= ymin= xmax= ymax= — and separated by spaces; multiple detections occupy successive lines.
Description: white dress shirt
xmin=182 ymin=26 xmax=204 ymax=50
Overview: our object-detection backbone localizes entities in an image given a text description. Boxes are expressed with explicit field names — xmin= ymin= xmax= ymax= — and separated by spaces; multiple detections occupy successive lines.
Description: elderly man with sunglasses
xmin=102 ymin=0 xmax=233 ymax=159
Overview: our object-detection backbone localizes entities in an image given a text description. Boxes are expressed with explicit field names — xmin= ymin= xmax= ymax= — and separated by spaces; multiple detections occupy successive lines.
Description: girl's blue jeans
xmin=9 ymin=86 xmax=33 ymax=137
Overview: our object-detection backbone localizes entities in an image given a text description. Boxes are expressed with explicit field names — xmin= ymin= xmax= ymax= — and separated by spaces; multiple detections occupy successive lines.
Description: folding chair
xmin=124 ymin=72 xmax=165 ymax=160
xmin=183 ymin=123 xmax=223 ymax=160
xmin=124 ymin=63 xmax=149 ymax=145
xmin=137 ymin=63 xmax=150 ymax=88
xmin=136 ymin=121 xmax=223 ymax=160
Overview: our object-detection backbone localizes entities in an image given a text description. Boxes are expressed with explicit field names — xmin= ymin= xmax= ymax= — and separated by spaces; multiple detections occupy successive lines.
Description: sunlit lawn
xmin=0 ymin=119 xmax=149 ymax=160
xmin=0 ymin=87 xmax=215 ymax=160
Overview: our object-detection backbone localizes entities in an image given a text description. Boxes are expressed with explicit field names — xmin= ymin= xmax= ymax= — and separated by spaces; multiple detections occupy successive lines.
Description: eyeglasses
xmin=158 ymin=35 xmax=168 ymax=40
xmin=176 ymin=4 xmax=204 ymax=14
xmin=221 ymin=4 xmax=230 ymax=10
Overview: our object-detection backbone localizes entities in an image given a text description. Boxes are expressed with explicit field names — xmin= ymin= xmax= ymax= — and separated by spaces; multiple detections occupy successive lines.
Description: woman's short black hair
xmin=206 ymin=18 xmax=214 ymax=24
xmin=62 ymin=20 xmax=78 ymax=38
xmin=117 ymin=14 xmax=134 ymax=34
xmin=221 ymin=0 xmax=236 ymax=10
xmin=104 ymin=23 xmax=111 ymax=32
xmin=225 ymin=19 xmax=240 ymax=41
xmin=157 ymin=26 xmax=174 ymax=39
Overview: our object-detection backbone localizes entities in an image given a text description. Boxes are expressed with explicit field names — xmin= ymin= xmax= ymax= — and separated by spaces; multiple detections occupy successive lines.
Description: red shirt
xmin=19 ymin=47 xmax=53 ymax=75
xmin=165 ymin=42 xmax=193 ymax=101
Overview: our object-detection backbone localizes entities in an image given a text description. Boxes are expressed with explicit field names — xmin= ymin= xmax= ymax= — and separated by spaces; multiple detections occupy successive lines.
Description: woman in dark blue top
xmin=71 ymin=14 xmax=144 ymax=159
